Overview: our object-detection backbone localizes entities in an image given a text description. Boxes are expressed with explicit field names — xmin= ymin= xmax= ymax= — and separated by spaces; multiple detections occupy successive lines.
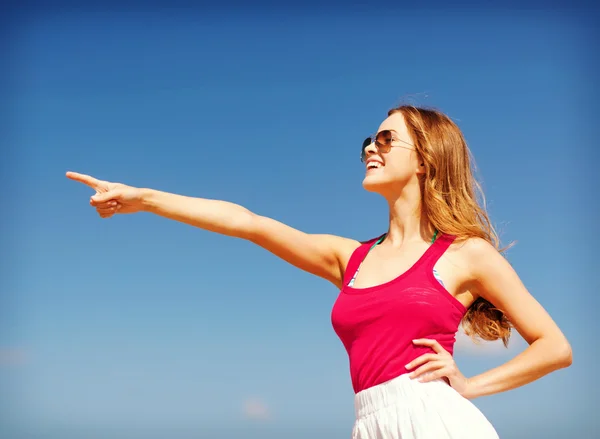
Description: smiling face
xmin=362 ymin=112 xmax=424 ymax=198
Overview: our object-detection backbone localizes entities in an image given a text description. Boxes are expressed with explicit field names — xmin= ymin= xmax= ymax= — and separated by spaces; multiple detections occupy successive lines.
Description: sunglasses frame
xmin=361 ymin=130 xmax=415 ymax=162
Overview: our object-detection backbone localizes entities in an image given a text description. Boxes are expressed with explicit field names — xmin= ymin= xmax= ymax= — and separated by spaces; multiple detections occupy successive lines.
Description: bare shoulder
xmin=447 ymin=236 xmax=506 ymax=283
xmin=449 ymin=235 xmax=524 ymax=302
xmin=441 ymin=235 xmax=497 ymax=264
xmin=452 ymin=236 xmax=500 ymax=259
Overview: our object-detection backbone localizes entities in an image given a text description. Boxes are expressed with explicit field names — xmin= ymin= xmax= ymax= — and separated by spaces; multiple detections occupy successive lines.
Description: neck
xmin=384 ymin=189 xmax=435 ymax=248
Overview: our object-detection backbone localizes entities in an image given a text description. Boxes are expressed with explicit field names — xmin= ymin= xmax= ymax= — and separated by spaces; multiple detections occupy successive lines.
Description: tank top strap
xmin=421 ymin=233 xmax=456 ymax=269
xmin=342 ymin=235 xmax=385 ymax=287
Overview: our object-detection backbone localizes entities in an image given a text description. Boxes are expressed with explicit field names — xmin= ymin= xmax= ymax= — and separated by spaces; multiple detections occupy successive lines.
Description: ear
xmin=416 ymin=156 xmax=426 ymax=175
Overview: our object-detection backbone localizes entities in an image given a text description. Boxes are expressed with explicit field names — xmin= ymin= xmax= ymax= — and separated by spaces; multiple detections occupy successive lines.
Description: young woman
xmin=67 ymin=105 xmax=572 ymax=438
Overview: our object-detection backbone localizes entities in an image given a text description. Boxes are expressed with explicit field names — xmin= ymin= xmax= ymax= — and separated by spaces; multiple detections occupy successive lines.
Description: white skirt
xmin=352 ymin=374 xmax=499 ymax=439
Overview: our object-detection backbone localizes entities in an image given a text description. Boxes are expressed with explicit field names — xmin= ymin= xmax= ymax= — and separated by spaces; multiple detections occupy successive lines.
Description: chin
xmin=362 ymin=175 xmax=391 ymax=194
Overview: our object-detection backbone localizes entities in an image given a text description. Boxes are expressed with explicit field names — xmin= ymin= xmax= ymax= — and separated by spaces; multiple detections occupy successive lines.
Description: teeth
xmin=367 ymin=162 xmax=382 ymax=169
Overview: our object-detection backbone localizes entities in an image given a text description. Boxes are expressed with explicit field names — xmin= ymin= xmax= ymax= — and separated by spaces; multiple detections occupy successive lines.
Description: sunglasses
xmin=361 ymin=130 xmax=415 ymax=162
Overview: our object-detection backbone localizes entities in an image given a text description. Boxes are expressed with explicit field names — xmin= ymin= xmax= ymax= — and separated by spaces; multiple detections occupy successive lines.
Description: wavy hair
xmin=389 ymin=105 xmax=512 ymax=346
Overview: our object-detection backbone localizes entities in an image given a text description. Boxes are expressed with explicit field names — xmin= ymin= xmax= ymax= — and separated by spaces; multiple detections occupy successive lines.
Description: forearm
xmin=140 ymin=188 xmax=255 ymax=238
xmin=465 ymin=337 xmax=572 ymax=399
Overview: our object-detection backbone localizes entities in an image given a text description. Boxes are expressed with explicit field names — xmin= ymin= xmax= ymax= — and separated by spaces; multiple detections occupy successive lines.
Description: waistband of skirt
xmin=354 ymin=374 xmax=448 ymax=418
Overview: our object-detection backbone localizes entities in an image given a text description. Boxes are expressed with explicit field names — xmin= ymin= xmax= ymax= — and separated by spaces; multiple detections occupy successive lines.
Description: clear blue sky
xmin=1 ymin=4 xmax=598 ymax=439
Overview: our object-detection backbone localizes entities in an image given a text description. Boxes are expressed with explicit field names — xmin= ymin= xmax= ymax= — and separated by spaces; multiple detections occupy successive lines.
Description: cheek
xmin=383 ymin=162 xmax=413 ymax=180
xmin=387 ymin=152 xmax=420 ymax=176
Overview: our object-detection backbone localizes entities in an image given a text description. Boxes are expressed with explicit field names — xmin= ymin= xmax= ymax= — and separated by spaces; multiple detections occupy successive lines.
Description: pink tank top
xmin=330 ymin=233 xmax=467 ymax=394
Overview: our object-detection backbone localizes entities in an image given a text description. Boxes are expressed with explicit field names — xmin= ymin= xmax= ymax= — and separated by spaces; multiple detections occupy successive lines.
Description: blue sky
xmin=1 ymin=4 xmax=598 ymax=439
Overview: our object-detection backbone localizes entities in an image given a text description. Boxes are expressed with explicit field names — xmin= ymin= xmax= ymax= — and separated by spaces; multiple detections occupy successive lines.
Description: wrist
xmin=138 ymin=188 xmax=156 ymax=212
xmin=462 ymin=376 xmax=484 ymax=400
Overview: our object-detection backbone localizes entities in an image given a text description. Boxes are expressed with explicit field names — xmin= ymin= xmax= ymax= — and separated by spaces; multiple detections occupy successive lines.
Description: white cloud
xmin=454 ymin=328 xmax=527 ymax=357
xmin=0 ymin=347 xmax=29 ymax=366
xmin=242 ymin=397 xmax=271 ymax=421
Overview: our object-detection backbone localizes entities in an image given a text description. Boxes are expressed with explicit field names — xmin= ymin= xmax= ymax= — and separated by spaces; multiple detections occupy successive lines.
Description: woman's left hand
xmin=405 ymin=338 xmax=473 ymax=398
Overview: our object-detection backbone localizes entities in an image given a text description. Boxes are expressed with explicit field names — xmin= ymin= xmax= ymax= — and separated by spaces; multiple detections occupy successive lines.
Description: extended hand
xmin=66 ymin=171 xmax=144 ymax=218
xmin=405 ymin=338 xmax=473 ymax=398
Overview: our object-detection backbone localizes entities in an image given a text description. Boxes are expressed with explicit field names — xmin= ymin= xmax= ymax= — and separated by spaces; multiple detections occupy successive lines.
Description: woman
xmin=67 ymin=105 xmax=572 ymax=438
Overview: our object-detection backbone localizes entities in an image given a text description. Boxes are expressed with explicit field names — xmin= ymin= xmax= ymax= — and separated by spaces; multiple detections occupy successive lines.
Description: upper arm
xmin=465 ymin=238 xmax=570 ymax=350
xmin=246 ymin=214 xmax=361 ymax=288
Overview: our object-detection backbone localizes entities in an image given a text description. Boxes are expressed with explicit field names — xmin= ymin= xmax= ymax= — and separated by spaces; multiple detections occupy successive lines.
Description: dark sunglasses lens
xmin=376 ymin=130 xmax=392 ymax=148
xmin=361 ymin=137 xmax=372 ymax=162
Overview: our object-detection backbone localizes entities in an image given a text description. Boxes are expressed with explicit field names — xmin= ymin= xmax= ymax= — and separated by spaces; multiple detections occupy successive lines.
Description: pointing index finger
xmin=66 ymin=171 xmax=102 ymax=190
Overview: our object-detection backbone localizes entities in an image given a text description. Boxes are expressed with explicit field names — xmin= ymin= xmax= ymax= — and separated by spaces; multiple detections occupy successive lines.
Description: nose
xmin=362 ymin=139 xmax=378 ymax=160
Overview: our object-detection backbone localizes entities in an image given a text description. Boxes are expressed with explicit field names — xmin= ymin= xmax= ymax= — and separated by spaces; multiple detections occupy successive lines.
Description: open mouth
xmin=366 ymin=161 xmax=383 ymax=170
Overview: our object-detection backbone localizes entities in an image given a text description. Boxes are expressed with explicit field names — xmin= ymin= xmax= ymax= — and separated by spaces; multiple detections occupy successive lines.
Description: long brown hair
xmin=389 ymin=105 xmax=512 ymax=346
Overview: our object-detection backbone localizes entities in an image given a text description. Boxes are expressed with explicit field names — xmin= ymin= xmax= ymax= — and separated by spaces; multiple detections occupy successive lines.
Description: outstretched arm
xmin=67 ymin=172 xmax=360 ymax=288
